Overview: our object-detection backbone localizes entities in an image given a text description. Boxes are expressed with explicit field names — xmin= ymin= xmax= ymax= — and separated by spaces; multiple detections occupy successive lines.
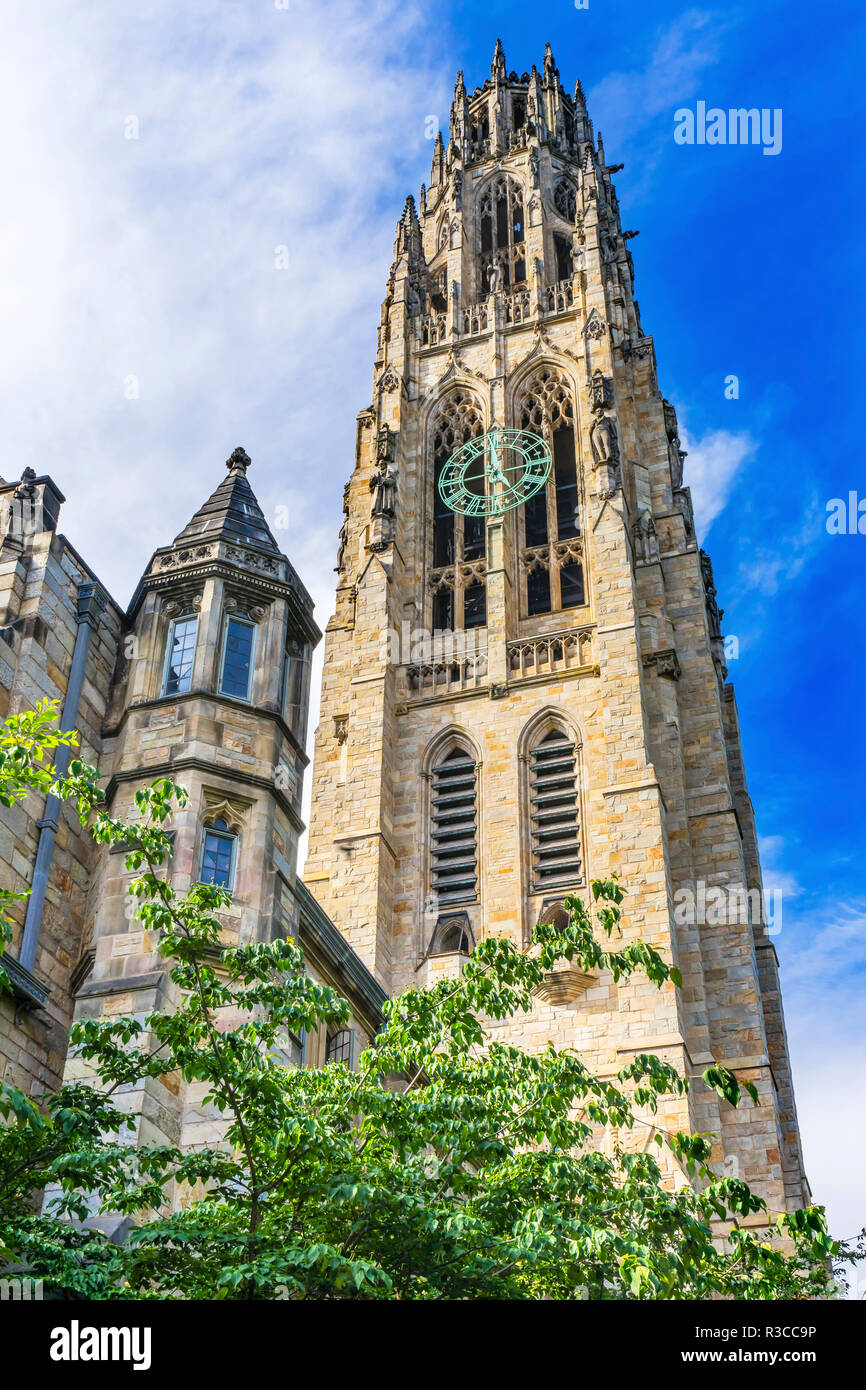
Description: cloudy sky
xmin=3 ymin=0 xmax=864 ymax=1275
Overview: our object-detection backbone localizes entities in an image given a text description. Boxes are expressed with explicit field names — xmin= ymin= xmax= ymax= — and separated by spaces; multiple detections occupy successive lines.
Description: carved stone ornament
xmin=376 ymin=424 xmax=397 ymax=463
xmin=589 ymin=368 xmax=612 ymax=413
xmin=377 ymin=364 xmax=401 ymax=394
xmin=642 ymin=648 xmax=681 ymax=681
xmin=334 ymin=714 xmax=349 ymax=745
xmin=583 ymin=308 xmax=606 ymax=339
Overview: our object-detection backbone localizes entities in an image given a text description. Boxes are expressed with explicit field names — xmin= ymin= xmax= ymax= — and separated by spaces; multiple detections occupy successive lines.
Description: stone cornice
xmin=128 ymin=554 xmax=321 ymax=647
xmin=104 ymin=755 xmax=306 ymax=835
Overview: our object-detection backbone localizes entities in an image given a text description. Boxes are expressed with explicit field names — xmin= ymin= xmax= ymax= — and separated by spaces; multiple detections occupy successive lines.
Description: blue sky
xmin=2 ymin=0 xmax=864 ymax=1269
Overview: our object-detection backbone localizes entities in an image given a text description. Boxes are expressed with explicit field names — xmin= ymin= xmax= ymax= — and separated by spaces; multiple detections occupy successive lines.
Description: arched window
xmin=516 ymin=366 xmax=585 ymax=617
xmin=430 ymin=746 xmax=478 ymax=906
xmin=478 ymin=175 xmax=525 ymax=291
xmin=430 ymin=391 xmax=486 ymax=631
xmin=529 ymin=728 xmax=581 ymax=892
xmin=553 ymin=179 xmax=576 ymax=222
xmin=199 ymin=818 xmax=237 ymax=891
xmin=162 ymin=606 xmax=198 ymax=696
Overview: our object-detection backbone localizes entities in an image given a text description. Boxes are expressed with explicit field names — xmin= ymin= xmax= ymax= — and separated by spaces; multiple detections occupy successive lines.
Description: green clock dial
xmin=437 ymin=428 xmax=552 ymax=518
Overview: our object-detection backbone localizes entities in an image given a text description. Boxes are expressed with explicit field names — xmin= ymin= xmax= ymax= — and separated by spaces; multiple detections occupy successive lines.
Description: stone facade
xmin=0 ymin=452 xmax=385 ymax=1145
xmin=304 ymin=43 xmax=810 ymax=1211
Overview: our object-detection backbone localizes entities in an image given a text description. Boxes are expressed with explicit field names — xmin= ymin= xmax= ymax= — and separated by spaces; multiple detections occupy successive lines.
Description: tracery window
xmin=478 ymin=175 xmax=525 ymax=291
xmin=553 ymin=178 xmax=577 ymax=222
xmin=430 ymin=390 xmax=486 ymax=631
xmin=517 ymin=367 xmax=585 ymax=617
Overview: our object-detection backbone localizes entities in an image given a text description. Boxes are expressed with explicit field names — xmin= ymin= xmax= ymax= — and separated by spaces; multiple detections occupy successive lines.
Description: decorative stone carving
xmin=589 ymin=368 xmax=612 ymax=413
xmin=336 ymin=495 xmax=349 ymax=574
xmin=378 ymin=364 xmax=401 ymax=394
xmin=674 ymin=485 xmax=694 ymax=538
xmin=642 ymin=648 xmax=681 ymax=681
xmin=700 ymin=549 xmax=723 ymax=641
xmin=583 ymin=307 xmax=606 ymax=339
xmin=663 ymin=398 xmax=687 ymax=490
xmin=13 ymin=467 xmax=37 ymax=501
xmin=334 ymin=714 xmax=349 ymax=745
xmin=633 ymin=509 xmax=659 ymax=564
xmin=376 ymin=425 xmax=396 ymax=464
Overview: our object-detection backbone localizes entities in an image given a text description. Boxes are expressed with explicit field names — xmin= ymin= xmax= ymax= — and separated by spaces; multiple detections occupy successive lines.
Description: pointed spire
xmin=597 ymin=130 xmax=605 ymax=163
xmin=419 ymin=182 xmax=427 ymax=216
xmin=573 ymin=79 xmax=586 ymax=107
xmin=430 ymin=129 xmax=445 ymax=186
xmin=454 ymin=68 xmax=466 ymax=99
xmin=173 ymin=448 xmax=282 ymax=554
xmin=491 ymin=38 xmax=506 ymax=82
xmin=543 ymin=42 xmax=558 ymax=81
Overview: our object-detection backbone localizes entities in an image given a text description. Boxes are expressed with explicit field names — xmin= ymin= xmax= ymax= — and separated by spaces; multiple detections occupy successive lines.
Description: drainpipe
xmin=19 ymin=582 xmax=106 ymax=973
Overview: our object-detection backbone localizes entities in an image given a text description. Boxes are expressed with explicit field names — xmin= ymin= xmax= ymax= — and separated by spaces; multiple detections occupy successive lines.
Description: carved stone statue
xmin=663 ymin=400 xmax=687 ymax=490
xmin=529 ymin=147 xmax=540 ymax=188
xmin=589 ymin=409 xmax=620 ymax=465
xmin=700 ymin=549 xmax=723 ymax=640
xmin=370 ymin=462 xmax=397 ymax=520
xmin=335 ymin=516 xmax=349 ymax=572
xmin=486 ymin=261 xmax=502 ymax=293
xmin=634 ymin=509 xmax=659 ymax=564
xmin=13 ymin=467 xmax=37 ymax=501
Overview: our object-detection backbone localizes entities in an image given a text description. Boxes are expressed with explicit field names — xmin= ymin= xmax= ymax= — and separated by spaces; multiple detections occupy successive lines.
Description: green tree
xmin=0 ymin=702 xmax=838 ymax=1299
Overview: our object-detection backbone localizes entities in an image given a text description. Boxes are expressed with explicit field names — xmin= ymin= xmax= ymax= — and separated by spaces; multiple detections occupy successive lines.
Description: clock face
xmin=437 ymin=428 xmax=552 ymax=517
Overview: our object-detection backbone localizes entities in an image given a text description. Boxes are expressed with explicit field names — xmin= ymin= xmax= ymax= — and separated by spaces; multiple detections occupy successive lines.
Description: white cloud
xmin=678 ymin=417 xmax=756 ymax=539
xmin=776 ymin=900 xmax=866 ymax=1264
xmin=587 ymin=8 xmax=735 ymax=181
xmin=0 ymin=0 xmax=449 ymax=612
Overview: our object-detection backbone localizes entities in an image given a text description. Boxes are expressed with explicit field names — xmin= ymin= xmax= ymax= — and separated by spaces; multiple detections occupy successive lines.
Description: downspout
xmin=19 ymin=582 xmax=106 ymax=973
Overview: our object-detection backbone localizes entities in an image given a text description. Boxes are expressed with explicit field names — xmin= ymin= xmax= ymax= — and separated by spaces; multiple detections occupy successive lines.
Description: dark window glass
xmin=200 ymin=818 xmax=235 ymax=889
xmin=513 ymin=97 xmax=526 ymax=129
xmin=524 ymin=489 xmax=548 ymax=548
xmin=463 ymin=516 xmax=485 ymax=560
xmin=326 ymin=1029 xmax=353 ymax=1066
xmin=480 ymin=213 xmax=492 ymax=255
xmin=164 ymin=614 xmax=197 ymax=696
xmin=464 ymin=583 xmax=486 ymax=629
xmin=496 ymin=195 xmax=509 ymax=247
xmin=431 ymin=268 xmax=447 ymax=313
xmin=554 ymin=233 xmax=573 ymax=280
xmin=512 ymin=206 xmax=524 ymax=244
xmin=527 ymin=568 xmax=551 ymax=616
xmin=433 ymin=455 xmax=455 ymax=566
xmin=554 ymin=427 xmax=579 ymax=539
xmin=560 ymin=562 xmax=585 ymax=609
xmin=220 ymin=616 xmax=255 ymax=699
xmin=433 ymin=588 xmax=454 ymax=632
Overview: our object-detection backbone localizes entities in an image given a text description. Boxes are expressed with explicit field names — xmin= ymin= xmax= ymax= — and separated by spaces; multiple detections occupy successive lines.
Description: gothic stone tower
xmin=304 ymin=42 xmax=809 ymax=1211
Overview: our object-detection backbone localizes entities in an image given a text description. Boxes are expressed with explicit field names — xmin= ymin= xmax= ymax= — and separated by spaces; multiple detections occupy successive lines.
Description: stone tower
xmin=0 ymin=448 xmax=386 ymax=1160
xmin=304 ymin=42 xmax=809 ymax=1210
